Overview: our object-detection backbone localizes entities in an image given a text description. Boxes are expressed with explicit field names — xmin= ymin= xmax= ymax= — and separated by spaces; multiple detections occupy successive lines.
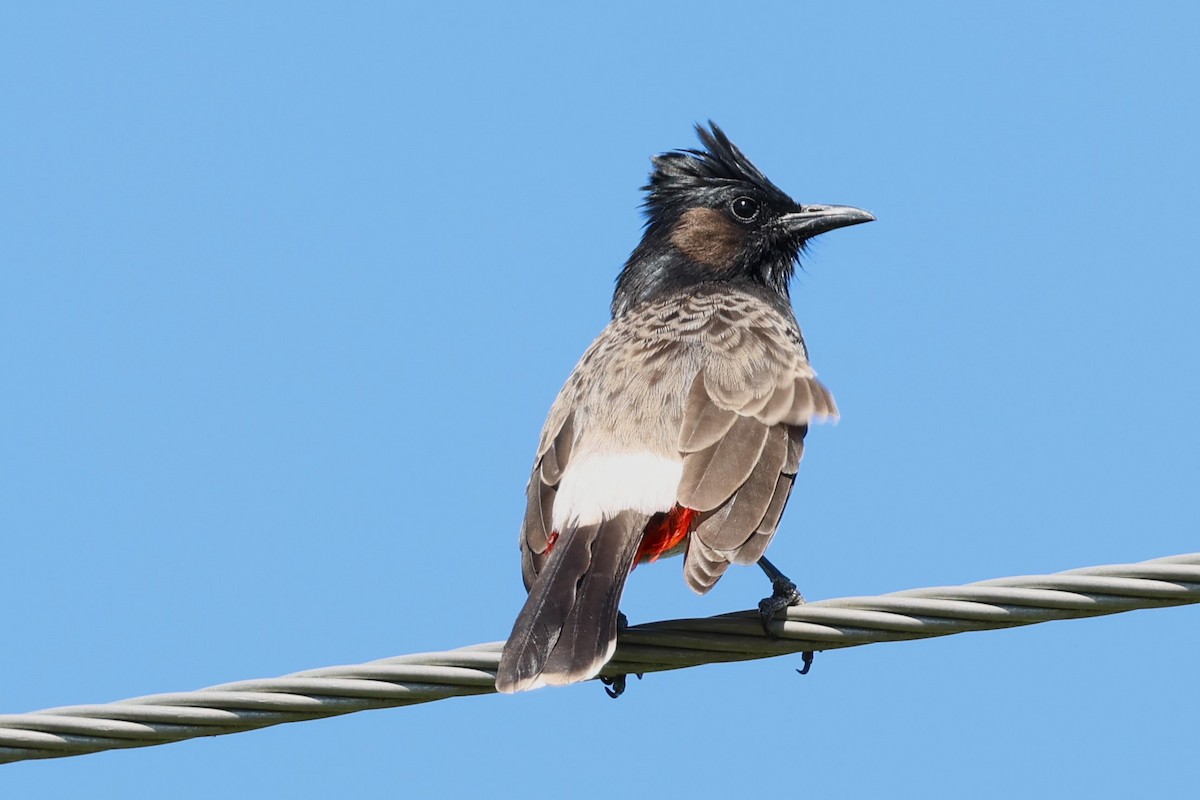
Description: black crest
xmin=643 ymin=122 xmax=794 ymax=222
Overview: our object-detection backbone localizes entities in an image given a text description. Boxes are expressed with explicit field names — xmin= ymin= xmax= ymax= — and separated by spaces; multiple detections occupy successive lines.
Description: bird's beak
xmin=778 ymin=205 xmax=875 ymax=239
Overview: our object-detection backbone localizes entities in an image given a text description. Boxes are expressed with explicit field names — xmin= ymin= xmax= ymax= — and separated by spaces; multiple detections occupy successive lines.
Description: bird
xmin=495 ymin=122 xmax=873 ymax=695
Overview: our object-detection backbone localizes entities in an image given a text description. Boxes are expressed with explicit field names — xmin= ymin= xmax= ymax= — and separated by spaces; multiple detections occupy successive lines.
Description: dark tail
xmin=496 ymin=510 xmax=647 ymax=693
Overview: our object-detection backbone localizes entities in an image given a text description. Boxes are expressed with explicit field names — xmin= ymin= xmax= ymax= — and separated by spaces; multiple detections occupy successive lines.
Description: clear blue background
xmin=3 ymin=3 xmax=1197 ymax=797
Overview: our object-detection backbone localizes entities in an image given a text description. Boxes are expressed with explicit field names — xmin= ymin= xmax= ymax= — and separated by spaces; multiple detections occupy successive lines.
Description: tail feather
xmin=496 ymin=510 xmax=647 ymax=693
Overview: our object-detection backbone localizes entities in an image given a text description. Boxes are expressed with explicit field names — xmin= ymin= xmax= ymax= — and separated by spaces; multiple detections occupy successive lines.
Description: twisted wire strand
xmin=2 ymin=553 xmax=1196 ymax=764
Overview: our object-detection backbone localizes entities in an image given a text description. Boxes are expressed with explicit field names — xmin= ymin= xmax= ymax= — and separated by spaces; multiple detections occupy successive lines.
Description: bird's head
xmin=612 ymin=122 xmax=874 ymax=317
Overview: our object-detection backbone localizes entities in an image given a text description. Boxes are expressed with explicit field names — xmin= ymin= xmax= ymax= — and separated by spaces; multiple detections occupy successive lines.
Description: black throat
xmin=610 ymin=217 xmax=798 ymax=319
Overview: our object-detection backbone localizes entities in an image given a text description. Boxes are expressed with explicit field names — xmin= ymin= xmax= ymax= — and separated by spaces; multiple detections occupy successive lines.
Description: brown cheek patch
xmin=669 ymin=207 xmax=743 ymax=270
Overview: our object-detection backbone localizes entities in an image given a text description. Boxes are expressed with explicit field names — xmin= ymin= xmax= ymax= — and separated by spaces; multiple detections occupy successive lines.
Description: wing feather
xmin=677 ymin=415 xmax=769 ymax=512
xmin=694 ymin=425 xmax=788 ymax=552
xmin=538 ymin=411 xmax=575 ymax=485
xmin=520 ymin=477 xmax=557 ymax=590
xmin=675 ymin=299 xmax=834 ymax=591
xmin=678 ymin=373 xmax=740 ymax=453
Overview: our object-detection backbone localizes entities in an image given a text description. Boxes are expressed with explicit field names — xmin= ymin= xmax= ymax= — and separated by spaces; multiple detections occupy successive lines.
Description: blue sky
xmin=2 ymin=2 xmax=1197 ymax=797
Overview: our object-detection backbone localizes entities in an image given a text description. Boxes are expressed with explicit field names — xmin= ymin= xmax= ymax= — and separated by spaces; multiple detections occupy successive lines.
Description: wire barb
xmin=1 ymin=553 xmax=1196 ymax=764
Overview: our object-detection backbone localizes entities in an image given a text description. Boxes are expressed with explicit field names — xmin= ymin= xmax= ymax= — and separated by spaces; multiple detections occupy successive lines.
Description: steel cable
xmin=2 ymin=553 xmax=1196 ymax=764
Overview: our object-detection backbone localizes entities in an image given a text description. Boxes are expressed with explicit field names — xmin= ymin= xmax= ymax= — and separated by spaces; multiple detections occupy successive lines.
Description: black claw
xmin=601 ymin=675 xmax=626 ymax=698
xmin=796 ymin=650 xmax=814 ymax=675
xmin=599 ymin=671 xmax=642 ymax=699
xmin=757 ymin=577 xmax=804 ymax=636
xmin=597 ymin=676 xmax=638 ymax=700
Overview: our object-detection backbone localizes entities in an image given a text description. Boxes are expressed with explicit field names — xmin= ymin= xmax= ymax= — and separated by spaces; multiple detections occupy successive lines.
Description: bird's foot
xmin=756 ymin=565 xmax=816 ymax=675
xmin=757 ymin=576 xmax=805 ymax=636
xmin=601 ymin=675 xmax=625 ymax=698
xmin=601 ymin=612 xmax=642 ymax=698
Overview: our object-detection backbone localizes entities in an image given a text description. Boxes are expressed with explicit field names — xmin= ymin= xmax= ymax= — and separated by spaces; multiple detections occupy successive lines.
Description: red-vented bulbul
xmin=496 ymin=123 xmax=873 ymax=694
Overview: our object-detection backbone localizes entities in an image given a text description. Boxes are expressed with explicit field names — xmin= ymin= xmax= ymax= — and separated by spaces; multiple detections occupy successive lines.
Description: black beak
xmin=778 ymin=204 xmax=875 ymax=239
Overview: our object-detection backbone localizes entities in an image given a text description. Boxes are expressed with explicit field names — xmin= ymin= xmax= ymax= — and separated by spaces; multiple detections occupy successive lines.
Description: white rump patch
xmin=552 ymin=451 xmax=683 ymax=530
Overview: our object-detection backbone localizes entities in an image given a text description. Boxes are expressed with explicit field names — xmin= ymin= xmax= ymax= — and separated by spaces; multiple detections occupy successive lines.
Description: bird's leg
xmin=599 ymin=611 xmax=643 ymax=698
xmin=756 ymin=556 xmax=815 ymax=674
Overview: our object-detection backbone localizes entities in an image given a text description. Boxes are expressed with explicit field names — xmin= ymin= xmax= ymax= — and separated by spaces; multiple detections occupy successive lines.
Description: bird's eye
xmin=730 ymin=196 xmax=760 ymax=222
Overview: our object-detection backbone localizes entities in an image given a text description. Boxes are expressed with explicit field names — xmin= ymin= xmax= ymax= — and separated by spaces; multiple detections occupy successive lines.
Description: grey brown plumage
xmin=496 ymin=123 xmax=872 ymax=694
